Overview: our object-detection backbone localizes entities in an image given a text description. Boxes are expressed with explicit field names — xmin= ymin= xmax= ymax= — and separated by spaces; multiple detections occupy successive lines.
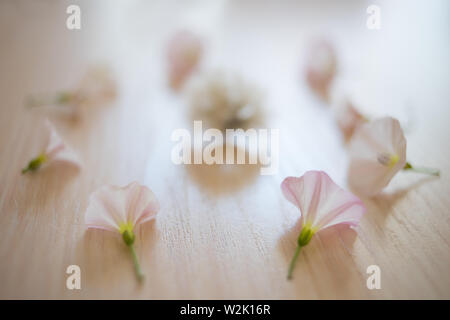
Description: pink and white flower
xmin=22 ymin=120 xmax=81 ymax=174
xmin=281 ymin=171 xmax=366 ymax=279
xmin=348 ymin=117 xmax=439 ymax=196
xmin=167 ymin=30 xmax=203 ymax=90
xmin=84 ymin=182 xmax=160 ymax=281
xmin=348 ymin=117 xmax=407 ymax=196
xmin=305 ymin=39 xmax=337 ymax=101
xmin=334 ymin=99 xmax=367 ymax=142
xmin=26 ymin=66 xmax=117 ymax=119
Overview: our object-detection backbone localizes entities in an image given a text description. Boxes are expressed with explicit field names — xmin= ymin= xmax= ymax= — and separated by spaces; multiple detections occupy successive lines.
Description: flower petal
xmin=44 ymin=120 xmax=81 ymax=169
xmin=305 ymin=39 xmax=337 ymax=100
xmin=334 ymin=100 xmax=366 ymax=141
xmin=281 ymin=171 xmax=365 ymax=231
xmin=124 ymin=182 xmax=160 ymax=226
xmin=348 ymin=117 xmax=407 ymax=196
xmin=84 ymin=182 xmax=159 ymax=233
xmin=167 ymin=30 xmax=203 ymax=90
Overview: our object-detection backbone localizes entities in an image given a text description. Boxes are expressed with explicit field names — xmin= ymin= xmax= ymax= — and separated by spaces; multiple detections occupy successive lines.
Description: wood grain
xmin=0 ymin=0 xmax=449 ymax=299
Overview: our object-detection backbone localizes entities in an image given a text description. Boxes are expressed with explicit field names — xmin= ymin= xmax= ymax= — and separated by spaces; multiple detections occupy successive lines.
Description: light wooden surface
xmin=0 ymin=0 xmax=449 ymax=299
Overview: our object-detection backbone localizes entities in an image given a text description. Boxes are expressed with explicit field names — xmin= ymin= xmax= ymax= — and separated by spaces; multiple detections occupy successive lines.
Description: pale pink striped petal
xmin=281 ymin=171 xmax=365 ymax=232
xmin=348 ymin=117 xmax=407 ymax=196
xmin=84 ymin=182 xmax=159 ymax=233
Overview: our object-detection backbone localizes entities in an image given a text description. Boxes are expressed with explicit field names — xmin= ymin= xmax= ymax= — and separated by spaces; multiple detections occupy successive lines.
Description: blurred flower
xmin=348 ymin=117 xmax=407 ymax=196
xmin=189 ymin=71 xmax=264 ymax=131
xmin=305 ymin=39 xmax=337 ymax=101
xmin=26 ymin=66 xmax=117 ymax=119
xmin=281 ymin=171 xmax=366 ymax=280
xmin=22 ymin=120 xmax=81 ymax=174
xmin=348 ymin=117 xmax=439 ymax=196
xmin=167 ymin=30 xmax=203 ymax=91
xmin=76 ymin=65 xmax=117 ymax=105
xmin=84 ymin=182 xmax=160 ymax=282
xmin=334 ymin=99 xmax=368 ymax=142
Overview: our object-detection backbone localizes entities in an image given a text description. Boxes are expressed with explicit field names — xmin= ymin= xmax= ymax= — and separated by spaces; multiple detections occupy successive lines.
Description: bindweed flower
xmin=76 ymin=65 xmax=117 ymax=104
xmin=334 ymin=99 xmax=368 ymax=142
xmin=26 ymin=66 xmax=116 ymax=119
xmin=348 ymin=117 xmax=439 ymax=196
xmin=281 ymin=171 xmax=366 ymax=280
xmin=305 ymin=39 xmax=337 ymax=101
xmin=84 ymin=182 xmax=160 ymax=282
xmin=167 ymin=30 xmax=203 ymax=91
xmin=22 ymin=120 xmax=81 ymax=174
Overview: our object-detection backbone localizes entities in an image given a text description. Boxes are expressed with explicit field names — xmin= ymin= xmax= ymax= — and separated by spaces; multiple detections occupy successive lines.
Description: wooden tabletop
xmin=0 ymin=0 xmax=449 ymax=299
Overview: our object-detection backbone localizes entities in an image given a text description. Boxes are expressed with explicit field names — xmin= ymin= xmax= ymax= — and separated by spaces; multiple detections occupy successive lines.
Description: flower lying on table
xmin=348 ymin=117 xmax=440 ymax=196
xmin=167 ymin=30 xmax=203 ymax=91
xmin=84 ymin=182 xmax=160 ymax=282
xmin=305 ymin=39 xmax=337 ymax=101
xmin=26 ymin=66 xmax=117 ymax=119
xmin=281 ymin=171 xmax=366 ymax=280
xmin=22 ymin=120 xmax=81 ymax=174
xmin=334 ymin=99 xmax=368 ymax=142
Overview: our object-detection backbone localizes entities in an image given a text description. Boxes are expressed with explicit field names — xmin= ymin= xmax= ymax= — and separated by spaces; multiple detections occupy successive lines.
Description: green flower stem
xmin=122 ymin=229 xmax=144 ymax=283
xmin=22 ymin=153 xmax=47 ymax=174
xmin=128 ymin=243 xmax=144 ymax=283
xmin=25 ymin=92 xmax=72 ymax=108
xmin=287 ymin=245 xmax=302 ymax=280
xmin=404 ymin=162 xmax=440 ymax=177
xmin=287 ymin=225 xmax=316 ymax=280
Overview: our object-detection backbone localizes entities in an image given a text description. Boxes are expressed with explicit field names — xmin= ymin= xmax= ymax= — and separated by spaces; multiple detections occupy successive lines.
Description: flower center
xmin=119 ymin=222 xmax=135 ymax=246
xmin=298 ymin=222 xmax=318 ymax=247
xmin=119 ymin=221 xmax=133 ymax=235
xmin=377 ymin=152 xmax=399 ymax=168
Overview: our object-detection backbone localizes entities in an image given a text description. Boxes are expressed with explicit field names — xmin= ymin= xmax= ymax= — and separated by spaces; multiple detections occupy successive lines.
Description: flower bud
xmin=22 ymin=153 xmax=47 ymax=174
xmin=122 ymin=229 xmax=135 ymax=246
xmin=297 ymin=225 xmax=315 ymax=247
